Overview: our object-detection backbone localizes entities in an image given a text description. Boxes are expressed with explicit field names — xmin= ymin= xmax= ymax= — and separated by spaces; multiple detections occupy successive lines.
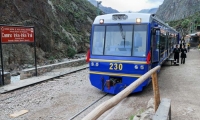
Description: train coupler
xmin=106 ymin=78 xmax=118 ymax=90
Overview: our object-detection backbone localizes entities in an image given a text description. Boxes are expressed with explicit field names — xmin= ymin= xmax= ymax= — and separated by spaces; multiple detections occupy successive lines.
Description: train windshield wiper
xmin=118 ymin=24 xmax=126 ymax=47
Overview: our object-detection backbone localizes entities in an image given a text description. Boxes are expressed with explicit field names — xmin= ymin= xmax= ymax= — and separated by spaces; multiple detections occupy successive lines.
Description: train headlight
xmin=100 ymin=19 xmax=104 ymax=24
xmin=96 ymin=62 xmax=99 ymax=66
xmin=134 ymin=65 xmax=138 ymax=69
xmin=136 ymin=18 xmax=142 ymax=24
xmin=140 ymin=65 xmax=144 ymax=70
xmin=91 ymin=62 xmax=94 ymax=66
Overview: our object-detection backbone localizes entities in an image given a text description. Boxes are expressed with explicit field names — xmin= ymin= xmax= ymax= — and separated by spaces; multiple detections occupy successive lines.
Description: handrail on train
xmin=82 ymin=65 xmax=161 ymax=120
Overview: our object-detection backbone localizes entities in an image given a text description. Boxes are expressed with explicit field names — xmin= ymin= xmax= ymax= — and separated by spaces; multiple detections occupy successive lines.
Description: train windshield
xmin=92 ymin=24 xmax=147 ymax=57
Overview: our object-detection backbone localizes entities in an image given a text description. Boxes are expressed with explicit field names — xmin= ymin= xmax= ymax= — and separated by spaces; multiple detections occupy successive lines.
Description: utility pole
xmin=97 ymin=1 xmax=102 ymax=15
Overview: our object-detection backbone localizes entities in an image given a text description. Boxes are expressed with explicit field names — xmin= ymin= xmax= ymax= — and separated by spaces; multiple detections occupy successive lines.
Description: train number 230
xmin=109 ymin=63 xmax=123 ymax=70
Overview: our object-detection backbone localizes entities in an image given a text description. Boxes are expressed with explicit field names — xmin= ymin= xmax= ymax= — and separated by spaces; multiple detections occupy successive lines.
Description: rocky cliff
xmin=156 ymin=0 xmax=200 ymax=22
xmin=138 ymin=8 xmax=158 ymax=14
xmin=88 ymin=0 xmax=119 ymax=13
xmin=0 ymin=0 xmax=97 ymax=70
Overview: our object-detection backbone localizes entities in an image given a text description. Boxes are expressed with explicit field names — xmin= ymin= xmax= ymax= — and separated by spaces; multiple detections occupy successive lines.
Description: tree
xmin=176 ymin=20 xmax=190 ymax=40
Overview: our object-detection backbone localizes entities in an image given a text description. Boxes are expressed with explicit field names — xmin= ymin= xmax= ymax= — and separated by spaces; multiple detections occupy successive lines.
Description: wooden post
xmin=151 ymin=72 xmax=160 ymax=112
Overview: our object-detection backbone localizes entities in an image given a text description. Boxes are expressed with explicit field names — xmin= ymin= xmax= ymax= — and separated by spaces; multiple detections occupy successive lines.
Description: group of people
xmin=173 ymin=42 xmax=190 ymax=65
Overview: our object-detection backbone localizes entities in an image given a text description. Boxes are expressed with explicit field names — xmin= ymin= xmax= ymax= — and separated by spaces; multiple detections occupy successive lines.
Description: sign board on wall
xmin=0 ymin=25 xmax=36 ymax=86
xmin=0 ymin=26 xmax=34 ymax=43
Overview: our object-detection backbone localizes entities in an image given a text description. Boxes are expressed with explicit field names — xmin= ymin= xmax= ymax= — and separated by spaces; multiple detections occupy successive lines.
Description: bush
xmin=64 ymin=36 xmax=71 ymax=45
xmin=49 ymin=56 xmax=55 ymax=60
xmin=181 ymin=19 xmax=190 ymax=28
xmin=67 ymin=46 xmax=76 ymax=58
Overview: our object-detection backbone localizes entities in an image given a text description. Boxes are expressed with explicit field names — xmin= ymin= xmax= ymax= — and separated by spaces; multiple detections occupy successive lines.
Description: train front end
xmin=88 ymin=13 xmax=152 ymax=94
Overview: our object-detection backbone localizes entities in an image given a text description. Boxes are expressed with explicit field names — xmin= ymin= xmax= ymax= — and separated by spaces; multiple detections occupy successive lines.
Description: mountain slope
xmin=0 ymin=0 xmax=96 ymax=69
xmin=156 ymin=0 xmax=200 ymax=21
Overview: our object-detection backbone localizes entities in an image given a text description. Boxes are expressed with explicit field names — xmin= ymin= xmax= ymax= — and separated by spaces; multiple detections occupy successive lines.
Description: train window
xmin=133 ymin=25 xmax=147 ymax=57
xmin=92 ymin=26 xmax=105 ymax=55
xmin=104 ymin=25 xmax=133 ymax=56
xmin=91 ymin=24 xmax=148 ymax=57
xmin=160 ymin=35 xmax=166 ymax=59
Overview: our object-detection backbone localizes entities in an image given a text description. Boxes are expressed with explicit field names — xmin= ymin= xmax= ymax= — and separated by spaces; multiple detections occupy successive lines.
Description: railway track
xmin=69 ymin=93 xmax=108 ymax=120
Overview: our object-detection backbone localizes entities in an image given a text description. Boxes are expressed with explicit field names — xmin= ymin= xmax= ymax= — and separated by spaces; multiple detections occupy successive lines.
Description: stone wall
xmin=4 ymin=72 xmax=11 ymax=85
xmin=20 ymin=58 xmax=86 ymax=80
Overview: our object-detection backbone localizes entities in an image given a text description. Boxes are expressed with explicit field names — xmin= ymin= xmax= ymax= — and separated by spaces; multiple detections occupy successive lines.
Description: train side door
xmin=176 ymin=33 xmax=180 ymax=45
xmin=151 ymin=28 xmax=160 ymax=63
xmin=166 ymin=32 xmax=169 ymax=56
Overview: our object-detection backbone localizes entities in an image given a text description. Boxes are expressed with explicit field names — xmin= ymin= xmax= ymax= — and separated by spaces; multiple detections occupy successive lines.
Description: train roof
xmin=93 ymin=13 xmax=152 ymax=24
xmin=93 ymin=13 xmax=178 ymax=33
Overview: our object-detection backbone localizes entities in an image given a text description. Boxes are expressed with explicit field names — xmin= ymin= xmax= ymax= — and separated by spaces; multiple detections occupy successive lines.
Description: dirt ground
xmin=157 ymin=48 xmax=200 ymax=120
xmin=0 ymin=49 xmax=200 ymax=120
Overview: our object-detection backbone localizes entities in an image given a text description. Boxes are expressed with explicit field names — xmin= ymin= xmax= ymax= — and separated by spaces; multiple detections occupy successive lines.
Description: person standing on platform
xmin=187 ymin=44 xmax=190 ymax=52
xmin=173 ymin=45 xmax=180 ymax=65
xmin=180 ymin=40 xmax=183 ymax=50
xmin=183 ymin=41 xmax=185 ymax=47
xmin=180 ymin=44 xmax=182 ymax=50
xmin=181 ymin=45 xmax=187 ymax=64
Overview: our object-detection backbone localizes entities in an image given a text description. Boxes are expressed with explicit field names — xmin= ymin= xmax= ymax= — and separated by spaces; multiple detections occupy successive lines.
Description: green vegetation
xmin=51 ymin=0 xmax=96 ymax=44
xmin=63 ymin=22 xmax=77 ymax=33
xmin=49 ymin=56 xmax=55 ymax=60
xmin=181 ymin=19 xmax=190 ymax=28
xmin=64 ymin=36 xmax=72 ymax=45
xmin=129 ymin=109 xmax=144 ymax=120
xmin=168 ymin=12 xmax=200 ymax=37
xmin=129 ymin=115 xmax=135 ymax=120
xmin=52 ymin=31 xmax=61 ymax=42
xmin=56 ymin=4 xmax=65 ymax=12
xmin=67 ymin=46 xmax=77 ymax=58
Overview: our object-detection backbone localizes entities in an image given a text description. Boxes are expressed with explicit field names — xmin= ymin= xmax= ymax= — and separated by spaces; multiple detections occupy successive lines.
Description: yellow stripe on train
xmin=90 ymin=59 xmax=147 ymax=64
xmin=89 ymin=71 xmax=142 ymax=78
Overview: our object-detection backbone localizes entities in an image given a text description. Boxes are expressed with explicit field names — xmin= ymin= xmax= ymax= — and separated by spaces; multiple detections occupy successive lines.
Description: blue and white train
xmin=86 ymin=13 xmax=179 ymax=94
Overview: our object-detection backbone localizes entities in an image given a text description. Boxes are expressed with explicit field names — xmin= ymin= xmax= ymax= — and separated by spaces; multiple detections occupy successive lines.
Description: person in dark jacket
xmin=181 ymin=45 xmax=187 ymax=64
xmin=180 ymin=42 xmax=182 ymax=50
xmin=173 ymin=45 xmax=180 ymax=65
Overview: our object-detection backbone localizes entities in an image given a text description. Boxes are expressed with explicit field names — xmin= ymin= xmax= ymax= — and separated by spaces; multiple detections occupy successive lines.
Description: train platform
xmin=155 ymin=48 xmax=200 ymax=120
xmin=0 ymin=64 xmax=88 ymax=94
